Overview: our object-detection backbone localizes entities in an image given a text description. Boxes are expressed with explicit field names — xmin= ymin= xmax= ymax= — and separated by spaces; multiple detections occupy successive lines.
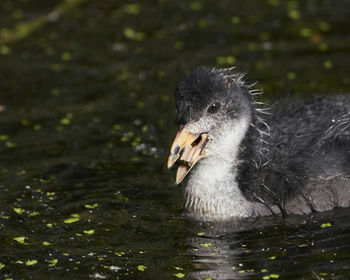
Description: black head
xmin=168 ymin=68 xmax=257 ymax=184
xmin=175 ymin=68 xmax=253 ymax=128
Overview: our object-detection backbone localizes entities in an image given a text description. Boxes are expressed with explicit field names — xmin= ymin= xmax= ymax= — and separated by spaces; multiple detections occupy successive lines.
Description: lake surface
xmin=0 ymin=0 xmax=350 ymax=279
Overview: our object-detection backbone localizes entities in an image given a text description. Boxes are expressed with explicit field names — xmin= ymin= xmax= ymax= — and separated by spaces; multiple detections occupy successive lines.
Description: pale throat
xmin=184 ymin=117 xmax=255 ymax=220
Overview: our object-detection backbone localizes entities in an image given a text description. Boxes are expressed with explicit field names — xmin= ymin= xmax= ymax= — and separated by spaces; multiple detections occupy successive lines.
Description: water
xmin=0 ymin=0 xmax=350 ymax=279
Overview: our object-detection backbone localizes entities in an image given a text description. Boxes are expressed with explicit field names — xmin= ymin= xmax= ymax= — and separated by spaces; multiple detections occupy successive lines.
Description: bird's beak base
xmin=167 ymin=126 xmax=208 ymax=184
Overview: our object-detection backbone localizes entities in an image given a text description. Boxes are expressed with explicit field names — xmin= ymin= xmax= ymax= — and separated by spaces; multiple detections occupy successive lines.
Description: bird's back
xmin=269 ymin=95 xmax=350 ymax=158
xmin=240 ymin=95 xmax=350 ymax=216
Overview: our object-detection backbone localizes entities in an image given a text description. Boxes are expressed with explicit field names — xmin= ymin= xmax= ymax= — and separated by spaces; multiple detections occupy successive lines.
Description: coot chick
xmin=167 ymin=68 xmax=350 ymax=221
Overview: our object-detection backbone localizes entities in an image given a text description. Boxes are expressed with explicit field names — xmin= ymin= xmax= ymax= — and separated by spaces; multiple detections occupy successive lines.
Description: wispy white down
xmin=184 ymin=115 xmax=269 ymax=221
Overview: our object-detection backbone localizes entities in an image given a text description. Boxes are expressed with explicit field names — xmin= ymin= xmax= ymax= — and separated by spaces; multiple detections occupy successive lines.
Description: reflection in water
xmin=186 ymin=210 xmax=350 ymax=279
xmin=190 ymin=238 xmax=242 ymax=280
xmin=186 ymin=217 xmax=282 ymax=280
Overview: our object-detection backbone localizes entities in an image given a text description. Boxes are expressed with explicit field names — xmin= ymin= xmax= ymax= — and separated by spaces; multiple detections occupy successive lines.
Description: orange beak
xmin=167 ymin=126 xmax=208 ymax=184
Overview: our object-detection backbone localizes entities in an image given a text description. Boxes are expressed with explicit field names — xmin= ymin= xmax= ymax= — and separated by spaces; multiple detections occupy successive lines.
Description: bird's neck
xmin=184 ymin=118 xmax=268 ymax=221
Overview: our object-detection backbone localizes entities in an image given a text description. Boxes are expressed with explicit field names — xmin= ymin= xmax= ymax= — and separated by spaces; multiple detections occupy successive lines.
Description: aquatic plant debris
xmin=48 ymin=259 xmax=58 ymax=267
xmin=0 ymin=135 xmax=8 ymax=140
xmin=83 ymin=229 xmax=95 ymax=235
xmin=13 ymin=236 xmax=27 ymax=244
xmin=323 ymin=61 xmax=333 ymax=69
xmin=25 ymin=260 xmax=37 ymax=266
xmin=173 ymin=272 xmax=185 ymax=278
xmin=123 ymin=4 xmax=140 ymax=15
xmin=29 ymin=211 xmax=39 ymax=216
xmin=263 ymin=274 xmax=280 ymax=279
xmin=60 ymin=117 xmax=71 ymax=125
xmin=6 ymin=141 xmax=16 ymax=148
xmin=64 ymin=214 xmax=80 ymax=223
xmin=13 ymin=207 xmax=25 ymax=214
xmin=123 ymin=28 xmax=145 ymax=41
xmin=320 ymin=222 xmax=332 ymax=228
xmin=85 ymin=203 xmax=98 ymax=209
xmin=137 ymin=265 xmax=147 ymax=271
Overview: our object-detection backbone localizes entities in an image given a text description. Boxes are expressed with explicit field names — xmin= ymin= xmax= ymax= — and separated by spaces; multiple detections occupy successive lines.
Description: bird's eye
xmin=207 ymin=103 xmax=221 ymax=114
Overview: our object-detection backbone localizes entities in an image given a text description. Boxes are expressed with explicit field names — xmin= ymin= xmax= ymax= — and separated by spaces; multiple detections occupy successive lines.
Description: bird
xmin=167 ymin=67 xmax=350 ymax=222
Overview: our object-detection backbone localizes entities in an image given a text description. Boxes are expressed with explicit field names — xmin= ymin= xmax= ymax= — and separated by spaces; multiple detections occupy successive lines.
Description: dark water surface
xmin=1 ymin=0 xmax=350 ymax=279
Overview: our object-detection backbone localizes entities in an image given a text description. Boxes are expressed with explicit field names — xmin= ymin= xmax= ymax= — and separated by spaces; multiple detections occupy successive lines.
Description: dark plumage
xmin=167 ymin=68 xmax=350 ymax=221
xmin=240 ymin=95 xmax=350 ymax=216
